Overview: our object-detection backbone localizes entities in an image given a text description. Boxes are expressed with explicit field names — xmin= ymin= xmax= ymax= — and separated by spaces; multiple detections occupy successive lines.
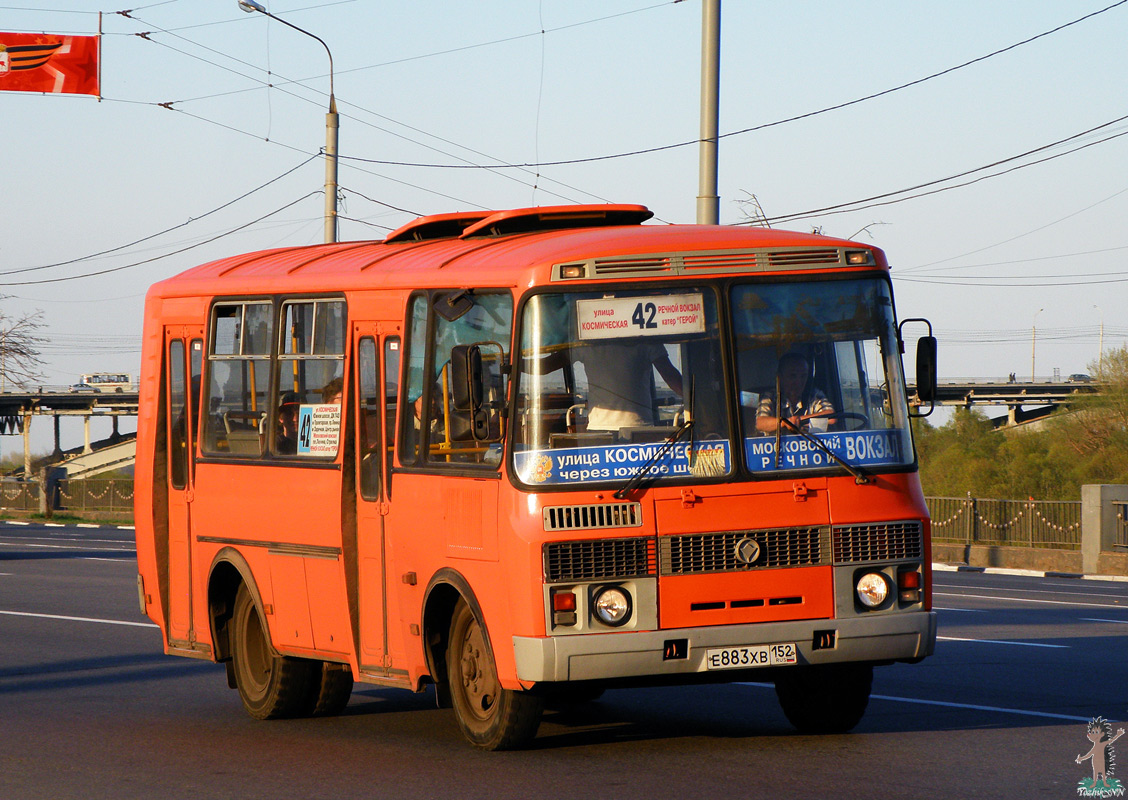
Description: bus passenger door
xmin=354 ymin=325 xmax=400 ymax=673
xmin=164 ymin=329 xmax=203 ymax=647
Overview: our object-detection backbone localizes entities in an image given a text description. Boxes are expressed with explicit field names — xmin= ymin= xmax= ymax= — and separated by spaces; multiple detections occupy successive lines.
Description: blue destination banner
xmin=515 ymin=440 xmax=731 ymax=486
xmin=744 ymin=429 xmax=908 ymax=472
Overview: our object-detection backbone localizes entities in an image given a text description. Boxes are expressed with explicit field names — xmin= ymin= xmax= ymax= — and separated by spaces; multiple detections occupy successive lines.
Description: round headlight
xmin=856 ymin=572 xmax=890 ymax=608
xmin=592 ymin=586 xmax=632 ymax=627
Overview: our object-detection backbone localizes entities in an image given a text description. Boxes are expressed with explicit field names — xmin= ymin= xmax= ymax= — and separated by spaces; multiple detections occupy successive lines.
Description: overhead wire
xmin=0 ymin=192 xmax=321 ymax=287
xmin=0 ymin=154 xmax=319 ymax=277
xmin=338 ymin=0 xmax=1128 ymax=171
xmin=759 ymin=116 xmax=1128 ymax=226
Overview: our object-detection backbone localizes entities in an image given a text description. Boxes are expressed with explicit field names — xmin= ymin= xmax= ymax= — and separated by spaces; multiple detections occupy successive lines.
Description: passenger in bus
xmin=276 ymin=392 xmax=300 ymax=454
xmin=755 ymin=352 xmax=835 ymax=434
xmin=321 ymin=377 xmax=343 ymax=404
xmin=529 ymin=341 xmax=683 ymax=434
xmin=577 ymin=341 xmax=683 ymax=432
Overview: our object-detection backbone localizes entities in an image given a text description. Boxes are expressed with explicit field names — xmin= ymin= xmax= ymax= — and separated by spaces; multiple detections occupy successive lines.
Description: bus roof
xmin=147 ymin=204 xmax=888 ymax=299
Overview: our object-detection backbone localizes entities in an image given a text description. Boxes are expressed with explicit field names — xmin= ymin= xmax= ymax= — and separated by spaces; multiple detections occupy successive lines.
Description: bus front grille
xmin=659 ymin=527 xmax=830 ymax=575
xmin=543 ymin=502 xmax=642 ymax=532
xmin=543 ymin=537 xmax=656 ymax=582
xmin=832 ymin=521 xmax=923 ymax=563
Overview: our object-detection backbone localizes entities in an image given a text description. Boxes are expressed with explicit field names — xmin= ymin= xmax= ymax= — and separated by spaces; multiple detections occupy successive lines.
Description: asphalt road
xmin=2 ymin=521 xmax=1126 ymax=799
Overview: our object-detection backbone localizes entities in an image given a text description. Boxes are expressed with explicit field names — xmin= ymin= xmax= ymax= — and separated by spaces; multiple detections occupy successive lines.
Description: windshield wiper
xmin=613 ymin=378 xmax=696 ymax=500
xmin=779 ymin=417 xmax=870 ymax=485
xmin=612 ymin=418 xmax=694 ymax=499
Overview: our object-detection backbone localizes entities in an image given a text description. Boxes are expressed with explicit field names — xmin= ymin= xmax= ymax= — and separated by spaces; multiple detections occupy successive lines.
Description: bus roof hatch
xmin=460 ymin=204 xmax=653 ymax=238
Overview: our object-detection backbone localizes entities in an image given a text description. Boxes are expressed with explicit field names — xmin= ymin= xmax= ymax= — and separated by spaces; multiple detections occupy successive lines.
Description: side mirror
xmin=898 ymin=318 xmax=937 ymax=417
xmin=451 ymin=344 xmax=483 ymax=412
xmin=915 ymin=335 xmax=938 ymax=404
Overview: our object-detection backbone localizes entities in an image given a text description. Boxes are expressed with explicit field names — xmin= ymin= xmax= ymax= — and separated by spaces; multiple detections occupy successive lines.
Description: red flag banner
xmin=0 ymin=33 xmax=100 ymax=96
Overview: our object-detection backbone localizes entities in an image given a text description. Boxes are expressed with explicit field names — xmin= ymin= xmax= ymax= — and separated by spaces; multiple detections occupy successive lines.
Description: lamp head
xmin=238 ymin=0 xmax=266 ymax=13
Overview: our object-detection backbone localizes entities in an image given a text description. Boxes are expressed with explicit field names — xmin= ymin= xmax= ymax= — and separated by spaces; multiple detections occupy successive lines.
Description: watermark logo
xmin=1076 ymin=717 xmax=1125 ymax=797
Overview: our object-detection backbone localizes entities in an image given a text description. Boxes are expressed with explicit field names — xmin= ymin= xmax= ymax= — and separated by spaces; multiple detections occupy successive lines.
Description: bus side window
xmin=399 ymin=295 xmax=429 ymax=467
xmin=384 ymin=337 xmax=400 ymax=489
xmin=425 ymin=292 xmax=512 ymax=466
xmin=168 ymin=340 xmax=188 ymax=489
xmin=202 ymin=302 xmax=272 ymax=457
xmin=358 ymin=337 xmax=380 ymax=500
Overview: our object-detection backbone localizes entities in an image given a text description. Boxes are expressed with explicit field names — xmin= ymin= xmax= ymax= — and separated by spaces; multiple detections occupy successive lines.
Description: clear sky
xmin=4 ymin=0 xmax=1127 ymax=395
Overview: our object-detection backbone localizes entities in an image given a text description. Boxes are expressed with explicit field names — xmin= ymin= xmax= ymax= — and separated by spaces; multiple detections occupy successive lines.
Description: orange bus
xmin=135 ymin=203 xmax=938 ymax=749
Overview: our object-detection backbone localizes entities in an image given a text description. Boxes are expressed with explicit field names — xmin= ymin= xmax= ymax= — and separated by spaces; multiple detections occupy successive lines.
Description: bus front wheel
xmin=446 ymin=599 xmax=543 ymax=750
xmin=231 ymin=584 xmax=315 ymax=720
xmin=774 ymin=662 xmax=873 ymax=734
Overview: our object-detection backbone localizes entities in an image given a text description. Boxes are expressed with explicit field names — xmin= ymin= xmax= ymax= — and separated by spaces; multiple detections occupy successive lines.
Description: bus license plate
xmin=704 ymin=643 xmax=797 ymax=670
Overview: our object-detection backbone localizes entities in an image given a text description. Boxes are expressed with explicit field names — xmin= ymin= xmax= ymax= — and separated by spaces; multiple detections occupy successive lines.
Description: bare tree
xmin=0 ymin=306 xmax=46 ymax=390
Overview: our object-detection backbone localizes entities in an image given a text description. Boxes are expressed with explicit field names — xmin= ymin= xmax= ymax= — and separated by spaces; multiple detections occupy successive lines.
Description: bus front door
xmin=164 ymin=329 xmax=202 ymax=648
xmin=354 ymin=326 xmax=401 ymax=677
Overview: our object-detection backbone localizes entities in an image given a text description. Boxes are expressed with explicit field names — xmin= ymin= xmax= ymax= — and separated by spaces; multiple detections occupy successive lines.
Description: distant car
xmin=68 ymin=383 xmax=102 ymax=393
xmin=1068 ymin=373 xmax=1092 ymax=383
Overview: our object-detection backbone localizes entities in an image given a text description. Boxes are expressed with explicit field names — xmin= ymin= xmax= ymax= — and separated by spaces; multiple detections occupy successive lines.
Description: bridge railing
xmin=928 ymin=496 xmax=1082 ymax=549
xmin=0 ymin=478 xmax=133 ymax=521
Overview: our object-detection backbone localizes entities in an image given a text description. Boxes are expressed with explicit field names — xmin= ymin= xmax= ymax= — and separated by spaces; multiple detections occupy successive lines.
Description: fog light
xmin=856 ymin=572 xmax=890 ymax=608
xmin=592 ymin=585 xmax=632 ymax=627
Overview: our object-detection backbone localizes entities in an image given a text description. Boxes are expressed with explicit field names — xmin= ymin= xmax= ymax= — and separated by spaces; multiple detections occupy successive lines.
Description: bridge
xmin=908 ymin=378 xmax=1100 ymax=425
xmin=0 ymin=389 xmax=138 ymax=478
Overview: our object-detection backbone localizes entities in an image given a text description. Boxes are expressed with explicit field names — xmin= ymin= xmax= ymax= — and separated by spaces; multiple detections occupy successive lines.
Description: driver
xmin=755 ymin=352 xmax=835 ymax=433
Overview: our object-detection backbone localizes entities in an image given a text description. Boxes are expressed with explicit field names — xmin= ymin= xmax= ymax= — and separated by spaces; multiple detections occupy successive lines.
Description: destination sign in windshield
xmin=576 ymin=293 xmax=705 ymax=340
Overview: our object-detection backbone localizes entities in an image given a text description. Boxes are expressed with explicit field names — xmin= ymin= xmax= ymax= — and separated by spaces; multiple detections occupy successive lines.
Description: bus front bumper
xmin=513 ymin=611 xmax=936 ymax=683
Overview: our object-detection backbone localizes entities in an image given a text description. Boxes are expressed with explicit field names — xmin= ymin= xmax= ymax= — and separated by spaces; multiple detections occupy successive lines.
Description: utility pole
xmin=696 ymin=0 xmax=721 ymax=224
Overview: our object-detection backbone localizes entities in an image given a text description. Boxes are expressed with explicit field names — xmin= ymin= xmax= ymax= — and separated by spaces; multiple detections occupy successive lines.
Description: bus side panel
xmin=191 ymin=462 xmax=352 ymax=659
xmin=825 ymin=472 xmax=932 ymax=609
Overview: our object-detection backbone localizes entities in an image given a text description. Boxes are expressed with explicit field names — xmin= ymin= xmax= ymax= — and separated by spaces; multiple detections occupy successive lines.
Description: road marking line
xmin=934 ymin=607 xmax=987 ymax=612
xmin=4 ymin=521 xmax=30 ymax=526
xmin=934 ymin=591 xmax=1128 ymax=610
xmin=738 ymin=682 xmax=1090 ymax=722
xmin=0 ymin=541 xmax=133 ymax=552
xmin=937 ymin=584 xmax=1128 ymax=601
xmin=0 ymin=610 xmax=157 ymax=628
xmin=1081 ymin=618 xmax=1128 ymax=624
xmin=938 ymin=635 xmax=1068 ymax=649
xmin=77 ymin=524 xmax=101 ymax=529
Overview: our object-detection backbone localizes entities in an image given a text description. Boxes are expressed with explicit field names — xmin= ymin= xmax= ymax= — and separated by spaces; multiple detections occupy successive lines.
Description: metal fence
xmin=0 ymin=480 xmax=39 ymax=513
xmin=927 ymin=496 xmax=1082 ymax=549
xmin=0 ymin=478 xmax=133 ymax=521
xmin=1114 ymin=502 xmax=1128 ymax=550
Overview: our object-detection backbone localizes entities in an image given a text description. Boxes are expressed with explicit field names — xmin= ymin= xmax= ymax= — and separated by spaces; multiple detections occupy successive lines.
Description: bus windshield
xmin=513 ymin=287 xmax=732 ymax=488
xmin=512 ymin=276 xmax=914 ymax=487
xmin=732 ymin=277 xmax=913 ymax=474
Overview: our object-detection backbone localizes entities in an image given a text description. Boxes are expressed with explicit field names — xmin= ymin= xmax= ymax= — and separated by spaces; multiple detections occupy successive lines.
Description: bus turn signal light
xmin=898 ymin=568 xmax=922 ymax=604
xmin=551 ymin=589 xmax=578 ymax=627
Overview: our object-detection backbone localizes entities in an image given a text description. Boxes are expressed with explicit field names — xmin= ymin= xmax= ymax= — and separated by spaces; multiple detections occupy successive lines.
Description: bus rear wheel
xmin=446 ymin=599 xmax=543 ymax=750
xmin=774 ymin=663 xmax=873 ymax=734
xmin=231 ymin=584 xmax=314 ymax=720
xmin=304 ymin=661 xmax=353 ymax=717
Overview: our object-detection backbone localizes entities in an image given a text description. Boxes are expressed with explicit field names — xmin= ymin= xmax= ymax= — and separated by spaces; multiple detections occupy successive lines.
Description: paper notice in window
xmin=297 ymin=404 xmax=341 ymax=456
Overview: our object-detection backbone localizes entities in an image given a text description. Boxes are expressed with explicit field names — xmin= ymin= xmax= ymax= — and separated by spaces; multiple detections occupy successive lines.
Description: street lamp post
xmin=1031 ymin=308 xmax=1044 ymax=382
xmin=238 ymin=0 xmax=338 ymax=244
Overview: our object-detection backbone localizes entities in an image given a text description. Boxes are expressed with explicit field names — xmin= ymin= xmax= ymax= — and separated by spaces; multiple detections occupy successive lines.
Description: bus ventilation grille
xmin=543 ymin=537 xmax=657 ymax=582
xmin=543 ymin=502 xmax=643 ymax=532
xmin=584 ymin=248 xmax=846 ymax=279
xmin=832 ymin=521 xmax=923 ymax=564
xmin=659 ymin=527 xmax=830 ymax=575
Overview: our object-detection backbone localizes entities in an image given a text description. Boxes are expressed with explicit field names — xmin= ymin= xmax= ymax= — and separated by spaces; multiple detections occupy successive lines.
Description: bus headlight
xmin=592 ymin=585 xmax=632 ymax=627
xmin=856 ymin=572 xmax=890 ymax=609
